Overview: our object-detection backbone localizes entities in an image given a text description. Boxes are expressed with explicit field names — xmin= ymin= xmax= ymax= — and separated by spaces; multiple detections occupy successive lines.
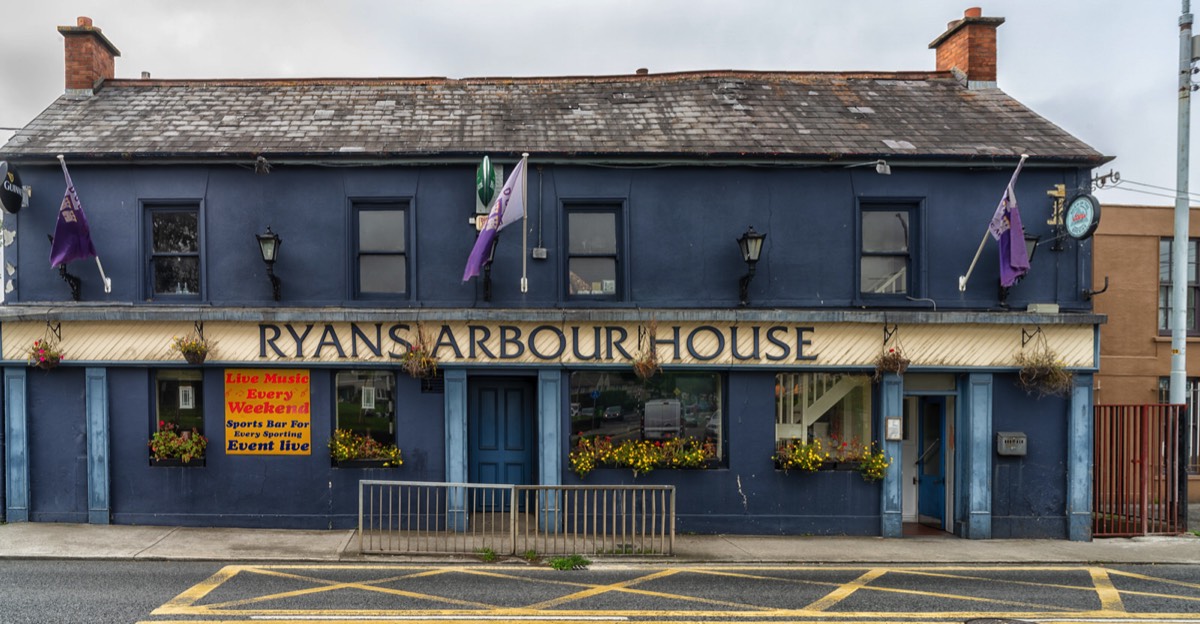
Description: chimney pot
xmin=636 ymin=68 xmax=648 ymax=75
xmin=928 ymin=7 xmax=1005 ymax=87
xmin=141 ymin=71 xmax=150 ymax=79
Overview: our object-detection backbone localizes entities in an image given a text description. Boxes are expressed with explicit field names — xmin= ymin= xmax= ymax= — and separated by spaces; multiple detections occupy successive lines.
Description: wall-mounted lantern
xmin=737 ymin=225 xmax=767 ymax=306
xmin=256 ymin=226 xmax=282 ymax=301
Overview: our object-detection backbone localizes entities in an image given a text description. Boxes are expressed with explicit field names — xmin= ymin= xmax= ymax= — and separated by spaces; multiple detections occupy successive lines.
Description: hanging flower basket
xmin=631 ymin=320 xmax=661 ymax=380
xmin=27 ymin=338 xmax=63 ymax=370
xmin=402 ymin=325 xmax=438 ymax=379
xmin=1015 ymin=331 xmax=1074 ymax=398
xmin=171 ymin=330 xmax=214 ymax=365
xmin=873 ymin=346 xmax=909 ymax=380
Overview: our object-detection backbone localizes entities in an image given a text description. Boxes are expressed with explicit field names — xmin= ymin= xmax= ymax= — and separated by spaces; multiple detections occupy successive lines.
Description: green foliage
xmin=476 ymin=547 xmax=498 ymax=563
xmin=329 ymin=428 xmax=403 ymax=466
xmin=569 ymin=436 xmax=716 ymax=478
xmin=149 ymin=421 xmax=208 ymax=463
xmin=549 ymin=554 xmax=591 ymax=570
xmin=522 ymin=549 xmax=540 ymax=562
xmin=772 ymin=438 xmax=828 ymax=472
xmin=857 ymin=442 xmax=891 ymax=482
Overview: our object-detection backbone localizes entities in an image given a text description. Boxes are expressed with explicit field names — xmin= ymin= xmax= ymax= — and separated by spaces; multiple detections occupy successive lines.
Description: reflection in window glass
xmin=774 ymin=373 xmax=872 ymax=449
xmin=860 ymin=207 xmax=912 ymax=295
xmin=155 ymin=369 xmax=204 ymax=434
xmin=355 ymin=204 xmax=408 ymax=297
xmin=566 ymin=207 xmax=621 ymax=298
xmin=1158 ymin=238 xmax=1199 ymax=333
xmin=149 ymin=208 xmax=200 ymax=297
xmin=335 ymin=370 xmax=396 ymax=445
xmin=569 ymin=370 xmax=723 ymax=461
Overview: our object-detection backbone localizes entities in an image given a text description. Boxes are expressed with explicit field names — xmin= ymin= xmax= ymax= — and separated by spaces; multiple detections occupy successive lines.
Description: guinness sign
xmin=0 ymin=161 xmax=24 ymax=214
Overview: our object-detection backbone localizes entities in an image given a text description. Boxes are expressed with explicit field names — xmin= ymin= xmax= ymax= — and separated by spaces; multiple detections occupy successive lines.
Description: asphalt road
xmin=2 ymin=560 xmax=1200 ymax=623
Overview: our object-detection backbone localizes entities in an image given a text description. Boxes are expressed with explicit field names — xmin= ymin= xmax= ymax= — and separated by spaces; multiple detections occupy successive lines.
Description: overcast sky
xmin=0 ymin=0 xmax=1190 ymax=205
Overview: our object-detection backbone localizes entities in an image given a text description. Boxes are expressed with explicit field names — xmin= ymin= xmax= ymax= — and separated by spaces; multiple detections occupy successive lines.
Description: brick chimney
xmin=57 ymin=16 xmax=121 ymax=96
xmin=928 ymin=7 xmax=1005 ymax=88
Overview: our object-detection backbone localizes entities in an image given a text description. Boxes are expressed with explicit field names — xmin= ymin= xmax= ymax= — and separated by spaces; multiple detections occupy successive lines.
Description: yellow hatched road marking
xmin=803 ymin=568 xmax=887 ymax=611
xmin=1090 ymin=567 xmax=1127 ymax=613
xmin=150 ymin=563 xmax=1200 ymax=621
xmin=519 ymin=567 xmax=769 ymax=611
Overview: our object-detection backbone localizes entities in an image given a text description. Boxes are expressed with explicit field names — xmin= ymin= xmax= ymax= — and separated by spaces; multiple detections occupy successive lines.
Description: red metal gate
xmin=1093 ymin=404 xmax=1187 ymax=537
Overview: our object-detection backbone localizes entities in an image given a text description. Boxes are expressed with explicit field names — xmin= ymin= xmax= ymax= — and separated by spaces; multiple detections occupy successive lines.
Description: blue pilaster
xmin=965 ymin=373 xmax=993 ymax=539
xmin=85 ymin=368 xmax=109 ymax=524
xmin=879 ymin=372 xmax=903 ymax=537
xmin=537 ymin=369 xmax=562 ymax=531
xmin=443 ymin=368 xmax=468 ymax=531
xmin=1067 ymin=373 xmax=1093 ymax=542
xmin=4 ymin=367 xmax=28 ymax=522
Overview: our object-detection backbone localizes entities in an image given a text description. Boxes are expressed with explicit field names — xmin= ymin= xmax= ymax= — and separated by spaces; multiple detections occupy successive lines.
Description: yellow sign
xmin=223 ymin=369 xmax=312 ymax=455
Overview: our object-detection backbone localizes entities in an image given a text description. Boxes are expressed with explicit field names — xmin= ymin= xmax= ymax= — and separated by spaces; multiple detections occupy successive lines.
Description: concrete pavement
xmin=1 ymin=518 xmax=1198 ymax=564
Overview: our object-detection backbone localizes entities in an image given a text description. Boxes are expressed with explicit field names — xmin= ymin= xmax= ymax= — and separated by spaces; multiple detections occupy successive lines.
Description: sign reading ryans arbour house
xmin=224 ymin=369 xmax=312 ymax=455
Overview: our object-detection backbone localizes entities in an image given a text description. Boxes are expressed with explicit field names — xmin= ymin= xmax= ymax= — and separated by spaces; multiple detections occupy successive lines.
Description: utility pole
xmin=1172 ymin=0 xmax=1195 ymax=405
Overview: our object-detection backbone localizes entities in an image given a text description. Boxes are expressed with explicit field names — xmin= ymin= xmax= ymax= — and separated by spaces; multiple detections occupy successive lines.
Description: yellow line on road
xmin=802 ymin=568 xmax=886 ymax=611
xmin=1089 ymin=566 xmax=1127 ymax=613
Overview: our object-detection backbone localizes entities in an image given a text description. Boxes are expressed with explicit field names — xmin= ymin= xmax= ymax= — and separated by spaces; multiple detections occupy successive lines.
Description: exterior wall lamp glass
xmin=737 ymin=225 xmax=766 ymax=306
xmin=256 ymin=226 xmax=282 ymax=301
xmin=844 ymin=159 xmax=892 ymax=175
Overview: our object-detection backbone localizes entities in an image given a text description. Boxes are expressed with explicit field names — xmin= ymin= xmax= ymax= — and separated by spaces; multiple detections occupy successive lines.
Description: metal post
xmin=1171 ymin=0 xmax=1194 ymax=405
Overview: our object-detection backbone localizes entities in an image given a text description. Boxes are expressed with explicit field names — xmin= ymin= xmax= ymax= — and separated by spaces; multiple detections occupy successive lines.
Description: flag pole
xmin=958 ymin=153 xmax=1028 ymax=292
xmin=56 ymin=155 xmax=112 ymax=293
xmin=519 ymin=152 xmax=530 ymax=294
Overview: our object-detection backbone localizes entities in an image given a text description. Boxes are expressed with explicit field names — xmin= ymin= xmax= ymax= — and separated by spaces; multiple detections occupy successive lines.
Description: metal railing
xmin=359 ymin=481 xmax=675 ymax=556
xmin=1093 ymin=404 xmax=1187 ymax=536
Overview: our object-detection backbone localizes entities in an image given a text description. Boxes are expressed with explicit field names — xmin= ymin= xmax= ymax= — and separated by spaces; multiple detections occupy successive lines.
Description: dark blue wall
xmin=3 ymin=160 xmax=1090 ymax=534
xmin=991 ymin=377 xmax=1069 ymax=539
xmin=9 ymin=163 xmax=1094 ymax=311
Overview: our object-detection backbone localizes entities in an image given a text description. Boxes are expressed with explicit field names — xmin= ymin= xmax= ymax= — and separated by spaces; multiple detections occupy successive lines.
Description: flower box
xmin=150 ymin=457 xmax=205 ymax=468
xmin=333 ymin=458 xmax=396 ymax=469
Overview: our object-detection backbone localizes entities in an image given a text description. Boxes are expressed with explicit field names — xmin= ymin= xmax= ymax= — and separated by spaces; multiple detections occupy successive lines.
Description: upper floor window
xmin=860 ymin=205 xmax=914 ymax=296
xmin=1159 ymin=238 xmax=1199 ymax=334
xmin=354 ymin=202 xmax=408 ymax=298
xmin=147 ymin=205 xmax=201 ymax=300
xmin=566 ymin=205 xmax=622 ymax=300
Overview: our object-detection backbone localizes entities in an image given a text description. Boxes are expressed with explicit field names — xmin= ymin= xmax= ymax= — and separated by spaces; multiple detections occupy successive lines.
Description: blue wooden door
xmin=917 ymin=397 xmax=946 ymax=527
xmin=469 ymin=379 xmax=535 ymax=486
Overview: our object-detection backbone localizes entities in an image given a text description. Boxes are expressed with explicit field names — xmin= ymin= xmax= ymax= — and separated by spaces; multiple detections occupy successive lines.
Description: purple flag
xmin=50 ymin=160 xmax=98 ymax=267
xmin=463 ymin=158 xmax=527 ymax=281
xmin=987 ymin=162 xmax=1029 ymax=288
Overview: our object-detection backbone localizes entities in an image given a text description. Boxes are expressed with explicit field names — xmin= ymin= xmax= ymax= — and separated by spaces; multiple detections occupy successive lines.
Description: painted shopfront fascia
xmin=1 ymin=318 xmax=1097 ymax=369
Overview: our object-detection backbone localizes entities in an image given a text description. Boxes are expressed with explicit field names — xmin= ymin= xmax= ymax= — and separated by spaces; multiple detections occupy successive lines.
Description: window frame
xmin=334 ymin=369 xmax=398 ymax=447
xmin=857 ymin=202 xmax=919 ymax=301
xmin=1158 ymin=238 xmax=1200 ymax=336
xmin=563 ymin=202 xmax=625 ymax=302
xmin=567 ymin=369 xmax=726 ymax=465
xmin=152 ymin=368 xmax=205 ymax=435
xmin=143 ymin=202 xmax=204 ymax=301
xmin=351 ymin=200 xmax=411 ymax=301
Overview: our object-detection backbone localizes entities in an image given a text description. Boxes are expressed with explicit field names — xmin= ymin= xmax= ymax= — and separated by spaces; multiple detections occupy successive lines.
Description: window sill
xmin=150 ymin=457 xmax=205 ymax=467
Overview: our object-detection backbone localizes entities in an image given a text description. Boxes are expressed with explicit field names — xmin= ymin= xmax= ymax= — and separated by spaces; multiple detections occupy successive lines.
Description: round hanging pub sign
xmin=0 ymin=161 xmax=23 ymax=214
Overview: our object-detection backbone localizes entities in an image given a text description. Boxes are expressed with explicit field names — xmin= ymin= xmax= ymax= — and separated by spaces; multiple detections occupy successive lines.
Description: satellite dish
xmin=0 ymin=161 xmax=23 ymax=214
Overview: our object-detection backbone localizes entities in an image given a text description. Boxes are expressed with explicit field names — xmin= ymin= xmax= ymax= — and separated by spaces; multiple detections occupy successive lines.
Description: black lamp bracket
xmin=883 ymin=323 xmax=898 ymax=346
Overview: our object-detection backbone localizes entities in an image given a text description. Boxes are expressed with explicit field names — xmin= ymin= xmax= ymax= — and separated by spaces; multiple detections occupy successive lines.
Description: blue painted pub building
xmin=0 ymin=11 xmax=1107 ymax=539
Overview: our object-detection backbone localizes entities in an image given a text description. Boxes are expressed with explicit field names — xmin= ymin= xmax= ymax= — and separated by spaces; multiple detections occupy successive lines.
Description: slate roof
xmin=2 ymin=71 xmax=1108 ymax=165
